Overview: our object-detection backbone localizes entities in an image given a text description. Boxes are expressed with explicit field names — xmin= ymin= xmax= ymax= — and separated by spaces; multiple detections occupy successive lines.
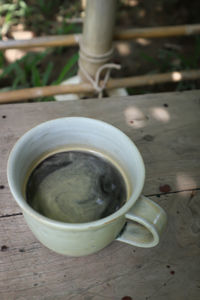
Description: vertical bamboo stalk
xmin=81 ymin=0 xmax=87 ymax=10
xmin=79 ymin=0 xmax=116 ymax=80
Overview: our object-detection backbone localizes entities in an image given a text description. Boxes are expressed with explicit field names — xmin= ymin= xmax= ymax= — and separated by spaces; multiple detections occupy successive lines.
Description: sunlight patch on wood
xmin=150 ymin=107 xmax=170 ymax=123
xmin=124 ymin=106 xmax=148 ymax=128
xmin=176 ymin=172 xmax=197 ymax=191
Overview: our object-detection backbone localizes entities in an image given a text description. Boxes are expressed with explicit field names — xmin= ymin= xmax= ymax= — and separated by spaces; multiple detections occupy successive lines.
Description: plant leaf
xmin=42 ymin=61 xmax=53 ymax=86
xmin=54 ymin=52 xmax=78 ymax=85
xmin=31 ymin=66 xmax=41 ymax=87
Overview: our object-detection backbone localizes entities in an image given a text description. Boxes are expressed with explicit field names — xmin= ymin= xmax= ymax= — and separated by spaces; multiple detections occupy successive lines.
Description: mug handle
xmin=116 ymin=195 xmax=167 ymax=248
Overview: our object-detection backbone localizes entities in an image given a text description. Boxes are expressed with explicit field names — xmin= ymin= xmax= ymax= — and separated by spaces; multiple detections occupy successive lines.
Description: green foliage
xmin=43 ymin=62 xmax=54 ymax=86
xmin=0 ymin=0 xmax=82 ymax=35
xmin=53 ymin=53 xmax=79 ymax=85
xmin=36 ymin=0 xmax=65 ymax=17
xmin=0 ymin=0 xmax=30 ymax=34
xmin=139 ymin=36 xmax=200 ymax=71
xmin=0 ymin=49 xmax=79 ymax=101
xmin=178 ymin=36 xmax=200 ymax=70
xmin=0 ymin=50 xmax=5 ymax=67
xmin=138 ymin=36 xmax=200 ymax=91
xmin=54 ymin=20 xmax=81 ymax=54
xmin=0 ymin=51 xmax=46 ymax=87
xmin=1 ymin=0 xmax=199 ymax=99
xmin=0 ymin=0 xmax=80 ymax=101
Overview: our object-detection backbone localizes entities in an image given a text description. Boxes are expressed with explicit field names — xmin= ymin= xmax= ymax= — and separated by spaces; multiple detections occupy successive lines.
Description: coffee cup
xmin=7 ymin=117 xmax=167 ymax=256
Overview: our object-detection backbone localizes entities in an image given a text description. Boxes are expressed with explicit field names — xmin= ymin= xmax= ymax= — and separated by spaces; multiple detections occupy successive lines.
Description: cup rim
xmin=7 ymin=117 xmax=145 ymax=230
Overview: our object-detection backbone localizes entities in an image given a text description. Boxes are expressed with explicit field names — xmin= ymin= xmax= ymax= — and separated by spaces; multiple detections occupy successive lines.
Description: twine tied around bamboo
xmin=78 ymin=37 xmax=121 ymax=98
xmin=79 ymin=62 xmax=121 ymax=98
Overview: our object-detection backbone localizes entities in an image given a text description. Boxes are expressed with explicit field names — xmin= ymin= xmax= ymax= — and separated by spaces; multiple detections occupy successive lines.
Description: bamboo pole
xmin=0 ymin=24 xmax=200 ymax=50
xmin=79 ymin=0 xmax=116 ymax=79
xmin=0 ymin=69 xmax=200 ymax=104
xmin=107 ymin=69 xmax=200 ymax=89
xmin=114 ymin=24 xmax=200 ymax=40
xmin=0 ymin=83 xmax=93 ymax=103
xmin=0 ymin=35 xmax=79 ymax=50
xmin=81 ymin=0 xmax=116 ymax=56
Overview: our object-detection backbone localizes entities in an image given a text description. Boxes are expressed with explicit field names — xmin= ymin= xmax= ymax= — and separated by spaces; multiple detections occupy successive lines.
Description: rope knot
xmin=79 ymin=62 xmax=121 ymax=97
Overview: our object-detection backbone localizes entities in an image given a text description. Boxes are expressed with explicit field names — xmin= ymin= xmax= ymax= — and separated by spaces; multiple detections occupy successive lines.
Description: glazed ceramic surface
xmin=7 ymin=117 xmax=167 ymax=256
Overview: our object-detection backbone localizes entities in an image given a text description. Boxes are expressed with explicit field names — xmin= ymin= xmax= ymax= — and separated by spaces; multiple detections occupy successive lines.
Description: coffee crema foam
xmin=25 ymin=148 xmax=128 ymax=223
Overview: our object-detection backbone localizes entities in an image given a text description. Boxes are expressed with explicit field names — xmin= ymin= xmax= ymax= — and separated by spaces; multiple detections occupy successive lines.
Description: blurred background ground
xmin=0 ymin=0 xmax=200 ymax=100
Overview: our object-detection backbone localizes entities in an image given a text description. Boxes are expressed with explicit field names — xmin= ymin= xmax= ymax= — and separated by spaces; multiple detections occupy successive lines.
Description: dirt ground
xmin=1 ymin=0 xmax=200 ymax=97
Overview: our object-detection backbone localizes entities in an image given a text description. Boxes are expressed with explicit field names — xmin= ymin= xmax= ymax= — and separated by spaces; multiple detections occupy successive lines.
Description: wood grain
xmin=0 ymin=90 xmax=200 ymax=299
xmin=0 ymin=191 xmax=200 ymax=300
xmin=1 ymin=90 xmax=200 ymax=203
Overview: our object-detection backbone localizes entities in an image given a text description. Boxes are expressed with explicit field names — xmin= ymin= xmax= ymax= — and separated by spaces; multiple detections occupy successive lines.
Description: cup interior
xmin=7 ymin=117 xmax=145 ymax=224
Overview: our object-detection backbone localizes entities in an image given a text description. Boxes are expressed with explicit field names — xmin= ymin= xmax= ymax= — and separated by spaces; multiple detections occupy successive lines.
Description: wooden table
xmin=1 ymin=90 xmax=200 ymax=300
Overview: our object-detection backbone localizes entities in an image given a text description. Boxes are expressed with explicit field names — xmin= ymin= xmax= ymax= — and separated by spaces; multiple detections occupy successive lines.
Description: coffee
xmin=26 ymin=149 xmax=127 ymax=223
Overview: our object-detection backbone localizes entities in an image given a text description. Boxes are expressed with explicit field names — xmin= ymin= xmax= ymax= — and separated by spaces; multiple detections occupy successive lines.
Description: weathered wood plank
xmin=0 ymin=90 xmax=200 ymax=216
xmin=0 ymin=191 xmax=200 ymax=300
xmin=0 ymin=90 xmax=200 ymax=299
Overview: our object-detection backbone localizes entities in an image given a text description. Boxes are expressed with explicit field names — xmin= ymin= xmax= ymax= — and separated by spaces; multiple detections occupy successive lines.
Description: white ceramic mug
xmin=7 ymin=117 xmax=167 ymax=256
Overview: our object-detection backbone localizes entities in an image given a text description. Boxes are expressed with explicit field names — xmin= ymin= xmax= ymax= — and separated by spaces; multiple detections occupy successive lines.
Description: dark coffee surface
xmin=26 ymin=150 xmax=127 ymax=223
